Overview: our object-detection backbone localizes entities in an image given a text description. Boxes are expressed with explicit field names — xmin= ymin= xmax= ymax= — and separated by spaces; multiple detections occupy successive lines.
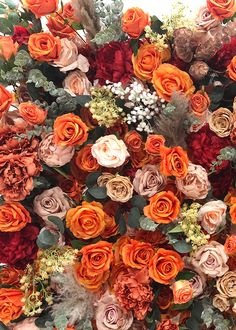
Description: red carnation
xmin=95 ymin=41 xmax=133 ymax=85
xmin=12 ymin=26 xmax=30 ymax=46
xmin=208 ymin=37 xmax=236 ymax=71
xmin=0 ymin=224 xmax=39 ymax=269
xmin=209 ymin=167 xmax=234 ymax=198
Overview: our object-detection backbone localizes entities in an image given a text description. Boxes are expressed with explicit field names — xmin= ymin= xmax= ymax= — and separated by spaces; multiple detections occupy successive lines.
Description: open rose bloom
xmin=0 ymin=0 xmax=236 ymax=329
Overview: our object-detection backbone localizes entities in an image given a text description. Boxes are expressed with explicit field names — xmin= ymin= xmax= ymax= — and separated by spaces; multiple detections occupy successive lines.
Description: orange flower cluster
xmin=0 ymin=202 xmax=31 ymax=232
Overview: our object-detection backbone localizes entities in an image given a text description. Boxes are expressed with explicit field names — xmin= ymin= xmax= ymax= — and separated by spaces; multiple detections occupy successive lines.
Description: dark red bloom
xmin=12 ymin=26 xmax=30 ymax=46
xmin=208 ymin=37 xmax=236 ymax=71
xmin=209 ymin=167 xmax=234 ymax=198
xmin=95 ymin=41 xmax=133 ymax=85
xmin=0 ymin=224 xmax=39 ymax=269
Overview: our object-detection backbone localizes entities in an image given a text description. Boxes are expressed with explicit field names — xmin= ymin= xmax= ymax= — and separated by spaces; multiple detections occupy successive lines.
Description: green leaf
xmin=172 ymin=300 xmax=193 ymax=311
xmin=168 ymin=224 xmax=184 ymax=234
xmin=47 ymin=216 xmax=65 ymax=234
xmin=130 ymin=195 xmax=147 ymax=211
xmin=118 ymin=214 xmax=127 ymax=235
xmin=76 ymin=95 xmax=91 ymax=106
xmin=176 ymin=270 xmax=196 ymax=281
xmin=0 ymin=322 xmax=9 ymax=330
xmin=71 ymin=239 xmax=89 ymax=250
xmin=36 ymin=230 xmax=59 ymax=249
xmin=8 ymin=11 xmax=20 ymax=24
xmin=71 ymin=22 xmax=83 ymax=30
xmin=186 ymin=317 xmax=200 ymax=330
xmin=139 ymin=216 xmax=159 ymax=232
xmin=151 ymin=16 xmax=165 ymax=34
xmin=86 ymin=171 xmax=102 ymax=188
xmin=88 ymin=186 xmax=107 ymax=200
xmin=4 ymin=0 xmax=16 ymax=9
xmin=209 ymin=86 xmax=224 ymax=111
xmin=130 ymin=39 xmax=139 ymax=56
xmin=35 ymin=313 xmax=53 ymax=328
xmin=128 ymin=207 xmax=141 ymax=228
xmin=173 ymin=240 xmax=192 ymax=253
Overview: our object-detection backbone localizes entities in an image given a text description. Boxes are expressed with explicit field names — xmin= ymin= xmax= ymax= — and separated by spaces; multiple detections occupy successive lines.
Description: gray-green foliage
xmin=210 ymin=146 xmax=236 ymax=173
xmin=139 ymin=216 xmax=159 ymax=231
xmin=201 ymin=299 xmax=232 ymax=330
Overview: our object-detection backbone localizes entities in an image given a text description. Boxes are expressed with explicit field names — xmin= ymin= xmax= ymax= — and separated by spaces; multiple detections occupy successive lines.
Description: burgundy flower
xmin=210 ymin=167 xmax=234 ymax=198
xmin=0 ymin=224 xmax=39 ymax=269
xmin=95 ymin=41 xmax=133 ymax=85
xmin=12 ymin=26 xmax=30 ymax=46
xmin=208 ymin=37 xmax=236 ymax=71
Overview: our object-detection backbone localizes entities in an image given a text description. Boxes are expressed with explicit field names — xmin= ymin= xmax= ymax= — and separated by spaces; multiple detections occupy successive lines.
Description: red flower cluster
xmin=209 ymin=37 xmax=236 ymax=71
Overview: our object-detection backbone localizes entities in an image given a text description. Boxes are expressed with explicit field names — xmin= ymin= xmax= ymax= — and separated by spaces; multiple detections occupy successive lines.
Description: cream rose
xmin=195 ymin=6 xmax=220 ymax=31
xmin=198 ymin=200 xmax=227 ymax=234
xmin=38 ymin=133 xmax=75 ymax=167
xmin=106 ymin=176 xmax=133 ymax=203
xmin=213 ymin=294 xmax=230 ymax=312
xmin=133 ymin=165 xmax=167 ymax=198
xmin=192 ymin=241 xmax=229 ymax=278
xmin=97 ymin=173 xmax=116 ymax=187
xmin=91 ymin=135 xmax=130 ymax=168
xmin=176 ymin=163 xmax=211 ymax=200
xmin=63 ymin=70 xmax=91 ymax=96
xmin=208 ymin=107 xmax=234 ymax=137
xmin=216 ymin=271 xmax=236 ymax=298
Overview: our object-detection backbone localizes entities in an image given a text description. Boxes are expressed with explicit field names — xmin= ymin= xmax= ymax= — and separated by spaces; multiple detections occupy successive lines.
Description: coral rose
xmin=152 ymin=64 xmax=195 ymax=102
xmin=18 ymin=102 xmax=47 ymax=125
xmin=121 ymin=239 xmax=154 ymax=269
xmin=106 ymin=175 xmax=133 ymax=203
xmin=63 ymin=70 xmax=91 ymax=96
xmin=156 ymin=320 xmax=179 ymax=330
xmin=132 ymin=43 xmax=162 ymax=81
xmin=160 ymin=146 xmax=189 ymax=178
xmin=47 ymin=13 xmax=75 ymax=39
xmin=53 ymin=113 xmax=88 ymax=147
xmin=73 ymin=144 xmax=100 ymax=173
xmin=0 ymin=36 xmax=18 ymax=61
xmin=0 ymin=85 xmax=14 ymax=118
xmin=122 ymin=7 xmax=150 ymax=39
xmin=149 ymin=248 xmax=184 ymax=284
xmin=172 ymin=280 xmax=193 ymax=304
xmin=145 ymin=135 xmax=165 ymax=155
xmin=144 ymin=191 xmax=180 ymax=224
xmin=28 ymin=32 xmax=61 ymax=62
xmin=189 ymin=91 xmax=210 ymax=117
xmin=0 ymin=202 xmax=31 ymax=232
xmin=228 ymin=55 xmax=236 ymax=81
xmin=22 ymin=0 xmax=58 ymax=17
xmin=0 ymin=288 xmax=24 ymax=324
xmin=230 ymin=201 xmax=236 ymax=224
xmin=208 ymin=107 xmax=234 ymax=137
xmin=198 ymin=200 xmax=227 ymax=234
xmin=216 ymin=271 xmax=236 ymax=297
xmin=0 ymin=266 xmax=23 ymax=286
xmin=124 ymin=131 xmax=142 ymax=152
xmin=225 ymin=235 xmax=236 ymax=256
xmin=66 ymin=201 xmax=105 ymax=240
xmin=207 ymin=0 xmax=236 ymax=20
xmin=80 ymin=241 xmax=113 ymax=275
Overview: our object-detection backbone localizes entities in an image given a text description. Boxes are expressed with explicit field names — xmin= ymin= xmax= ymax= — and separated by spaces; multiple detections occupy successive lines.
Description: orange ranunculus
xmin=80 ymin=241 xmax=113 ymax=275
xmin=124 ymin=130 xmax=143 ymax=152
xmin=53 ymin=113 xmax=88 ymax=147
xmin=230 ymin=201 xmax=236 ymax=224
xmin=80 ymin=107 xmax=98 ymax=130
xmin=207 ymin=0 xmax=236 ymax=20
xmin=101 ymin=213 xmax=119 ymax=239
xmin=144 ymin=191 xmax=180 ymax=224
xmin=132 ymin=43 xmax=162 ymax=81
xmin=189 ymin=91 xmax=211 ymax=117
xmin=145 ymin=134 xmax=165 ymax=155
xmin=47 ymin=13 xmax=76 ymax=39
xmin=0 ymin=202 xmax=31 ymax=232
xmin=149 ymin=248 xmax=184 ymax=285
xmin=109 ymin=262 xmax=128 ymax=287
xmin=0 ymin=288 xmax=24 ymax=324
xmin=0 ymin=267 xmax=23 ymax=286
xmin=157 ymin=286 xmax=173 ymax=310
xmin=171 ymin=280 xmax=193 ymax=304
xmin=0 ymin=36 xmax=18 ymax=61
xmin=22 ymin=0 xmax=58 ymax=18
xmin=66 ymin=201 xmax=105 ymax=239
xmin=73 ymin=144 xmax=100 ymax=173
xmin=225 ymin=235 xmax=236 ymax=256
xmin=152 ymin=64 xmax=195 ymax=102
xmin=18 ymin=102 xmax=47 ymax=125
xmin=121 ymin=239 xmax=154 ymax=269
xmin=160 ymin=146 xmax=189 ymax=178
xmin=0 ymin=85 xmax=14 ymax=118
xmin=122 ymin=7 xmax=151 ymax=39
xmin=28 ymin=32 xmax=61 ymax=62
xmin=156 ymin=320 xmax=179 ymax=330
xmin=130 ymin=145 xmax=152 ymax=168
xmin=228 ymin=55 xmax=236 ymax=81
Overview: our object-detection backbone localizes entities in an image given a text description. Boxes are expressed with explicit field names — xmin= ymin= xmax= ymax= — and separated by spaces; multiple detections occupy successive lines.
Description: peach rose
xmin=208 ymin=107 xmax=234 ymax=137
xmin=152 ymin=64 xmax=195 ymax=102
xmin=28 ymin=32 xmax=61 ymax=62
xmin=0 ymin=267 xmax=23 ymax=286
xmin=0 ymin=288 xmax=24 ymax=324
xmin=11 ymin=318 xmax=39 ymax=330
xmin=106 ymin=175 xmax=133 ymax=203
xmin=145 ymin=135 xmax=165 ymax=155
xmin=172 ymin=280 xmax=193 ymax=304
xmin=124 ymin=131 xmax=142 ymax=152
xmin=198 ymin=200 xmax=227 ymax=234
xmin=216 ymin=271 xmax=236 ymax=298
xmin=66 ymin=201 xmax=105 ymax=239
xmin=0 ymin=202 xmax=31 ymax=232
xmin=63 ymin=70 xmax=91 ymax=96
xmin=72 ymin=144 xmax=100 ymax=173
xmin=121 ymin=239 xmax=154 ymax=269
xmin=53 ymin=113 xmax=88 ymax=147
xmin=132 ymin=43 xmax=162 ymax=81
xmin=195 ymin=5 xmax=220 ymax=31
xmin=189 ymin=91 xmax=210 ymax=117
xmin=224 ymin=235 xmax=236 ymax=256
xmin=18 ymin=102 xmax=47 ymax=125
xmin=122 ymin=7 xmax=150 ymax=39
xmin=47 ymin=13 xmax=75 ymax=39
xmin=228 ymin=55 xmax=236 ymax=82
xmin=160 ymin=146 xmax=189 ymax=179
xmin=22 ymin=0 xmax=58 ymax=18
xmin=213 ymin=294 xmax=230 ymax=312
xmin=207 ymin=0 xmax=236 ymax=20
xmin=0 ymin=85 xmax=14 ymax=118
xmin=91 ymin=135 xmax=130 ymax=168
xmin=0 ymin=36 xmax=18 ymax=61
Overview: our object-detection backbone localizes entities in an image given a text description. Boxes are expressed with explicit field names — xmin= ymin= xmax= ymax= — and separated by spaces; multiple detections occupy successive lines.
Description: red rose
xmin=209 ymin=37 xmax=236 ymax=71
xmin=0 ymin=224 xmax=39 ymax=269
xmin=95 ymin=41 xmax=133 ymax=85
xmin=12 ymin=26 xmax=30 ymax=46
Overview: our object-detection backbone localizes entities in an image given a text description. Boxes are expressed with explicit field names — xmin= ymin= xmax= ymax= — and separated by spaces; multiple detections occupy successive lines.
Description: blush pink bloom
xmin=195 ymin=6 xmax=220 ymax=31
xmin=198 ymin=200 xmax=227 ymax=234
xmin=63 ymin=70 xmax=91 ymax=96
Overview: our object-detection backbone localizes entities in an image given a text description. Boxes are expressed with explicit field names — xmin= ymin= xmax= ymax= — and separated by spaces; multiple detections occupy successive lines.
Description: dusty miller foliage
xmin=93 ymin=0 xmax=124 ymax=45
xmin=201 ymin=298 xmax=232 ymax=330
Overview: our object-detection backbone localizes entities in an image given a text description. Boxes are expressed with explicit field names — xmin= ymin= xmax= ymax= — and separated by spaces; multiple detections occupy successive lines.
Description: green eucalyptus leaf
xmin=36 ymin=230 xmax=59 ymax=249
xmin=168 ymin=224 xmax=184 ymax=234
xmin=118 ymin=214 xmax=127 ymax=235
xmin=71 ymin=239 xmax=89 ymax=250
xmin=139 ymin=216 xmax=159 ymax=232
xmin=130 ymin=195 xmax=147 ymax=211
xmin=86 ymin=171 xmax=102 ymax=188
xmin=4 ymin=0 xmax=16 ymax=9
xmin=128 ymin=207 xmax=141 ymax=228
xmin=88 ymin=186 xmax=107 ymax=200
xmin=0 ymin=321 xmax=9 ymax=330
xmin=76 ymin=95 xmax=91 ymax=106
xmin=172 ymin=300 xmax=193 ymax=311
xmin=130 ymin=39 xmax=139 ymax=56
xmin=186 ymin=317 xmax=200 ymax=330
xmin=173 ymin=240 xmax=192 ymax=253
xmin=47 ymin=216 xmax=65 ymax=234
xmin=176 ymin=270 xmax=196 ymax=281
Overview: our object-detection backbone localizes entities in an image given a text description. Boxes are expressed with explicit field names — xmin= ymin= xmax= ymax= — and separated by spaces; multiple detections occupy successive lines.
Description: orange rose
xmin=0 ymin=202 xmax=31 ymax=232
xmin=109 ymin=262 xmax=128 ymax=287
xmin=172 ymin=280 xmax=193 ymax=304
xmin=101 ymin=213 xmax=119 ymax=239
xmin=58 ymin=175 xmax=82 ymax=203
xmin=0 ymin=36 xmax=18 ymax=61
xmin=0 ymin=85 xmax=14 ymax=118
xmin=121 ymin=239 xmax=154 ymax=269
xmin=225 ymin=235 xmax=236 ymax=256
xmin=132 ymin=43 xmax=162 ymax=81
xmin=228 ymin=55 xmax=236 ymax=81
xmin=207 ymin=0 xmax=236 ymax=20
xmin=124 ymin=130 xmax=142 ymax=152
xmin=122 ymin=7 xmax=151 ymax=39
xmin=230 ymin=201 xmax=236 ymax=224
xmin=156 ymin=320 xmax=179 ymax=330
xmin=47 ymin=13 xmax=76 ymax=38
xmin=189 ymin=91 xmax=211 ymax=117
xmin=73 ymin=144 xmax=100 ymax=173
xmin=18 ymin=102 xmax=47 ymax=125
xmin=152 ymin=64 xmax=195 ymax=102
xmin=114 ymin=236 xmax=131 ymax=264
xmin=160 ymin=146 xmax=189 ymax=178
xmin=66 ymin=201 xmax=105 ymax=239
xmin=130 ymin=145 xmax=152 ymax=168
xmin=53 ymin=113 xmax=88 ymax=147
xmin=144 ymin=191 xmax=180 ymax=224
xmin=28 ymin=32 xmax=61 ymax=62
xmin=0 ymin=267 xmax=23 ymax=286
xmin=149 ymin=249 xmax=184 ymax=284
xmin=22 ymin=0 xmax=58 ymax=18
xmin=80 ymin=241 xmax=113 ymax=275
xmin=0 ymin=288 xmax=24 ymax=324
xmin=145 ymin=135 xmax=165 ymax=155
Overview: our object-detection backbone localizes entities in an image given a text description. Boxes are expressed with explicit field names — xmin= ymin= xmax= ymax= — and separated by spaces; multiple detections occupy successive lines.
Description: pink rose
xmin=10 ymin=318 xmax=39 ymax=330
xmin=195 ymin=6 xmax=220 ymax=31
xmin=198 ymin=200 xmax=227 ymax=234
xmin=63 ymin=70 xmax=91 ymax=96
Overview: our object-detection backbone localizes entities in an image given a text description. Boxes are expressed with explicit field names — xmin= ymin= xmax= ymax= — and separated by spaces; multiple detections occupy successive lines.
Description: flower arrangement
xmin=0 ymin=0 xmax=236 ymax=329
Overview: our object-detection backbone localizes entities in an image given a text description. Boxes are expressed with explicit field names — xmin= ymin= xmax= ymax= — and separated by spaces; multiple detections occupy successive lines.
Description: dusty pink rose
xmin=195 ymin=6 xmax=220 ymax=31
xmin=63 ymin=70 xmax=91 ymax=96
xmin=95 ymin=291 xmax=133 ymax=330
xmin=38 ymin=133 xmax=75 ymax=167
xmin=192 ymin=241 xmax=229 ymax=278
xmin=10 ymin=318 xmax=39 ymax=330
xmin=106 ymin=175 xmax=133 ymax=203
xmin=198 ymin=200 xmax=227 ymax=234
xmin=176 ymin=163 xmax=211 ymax=200
xmin=133 ymin=165 xmax=167 ymax=198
